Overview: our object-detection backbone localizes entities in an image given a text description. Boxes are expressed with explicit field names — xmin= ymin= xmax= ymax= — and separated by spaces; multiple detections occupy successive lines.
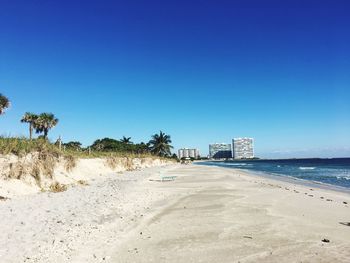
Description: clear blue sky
xmin=1 ymin=0 xmax=349 ymax=158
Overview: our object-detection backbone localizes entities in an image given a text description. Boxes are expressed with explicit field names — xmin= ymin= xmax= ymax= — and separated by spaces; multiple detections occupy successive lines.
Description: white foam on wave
xmin=299 ymin=167 xmax=316 ymax=170
xmin=225 ymin=163 xmax=249 ymax=166
xmin=336 ymin=176 xmax=350 ymax=180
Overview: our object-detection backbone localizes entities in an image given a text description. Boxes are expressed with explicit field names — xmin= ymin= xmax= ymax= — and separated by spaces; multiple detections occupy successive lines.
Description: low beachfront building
xmin=178 ymin=148 xmax=200 ymax=159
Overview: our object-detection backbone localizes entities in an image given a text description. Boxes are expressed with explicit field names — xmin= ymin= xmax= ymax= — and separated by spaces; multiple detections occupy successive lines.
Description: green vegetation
xmin=63 ymin=141 xmax=82 ymax=151
xmin=0 ymin=93 xmax=10 ymax=115
xmin=20 ymin=112 xmax=58 ymax=140
xmin=34 ymin=113 xmax=59 ymax=139
xmin=0 ymin=132 xmax=173 ymax=159
xmin=93 ymin=131 xmax=175 ymax=157
xmin=0 ymin=137 xmax=60 ymax=156
xmin=149 ymin=131 xmax=173 ymax=157
xmin=21 ymin=112 xmax=38 ymax=140
xmin=90 ymin=137 xmax=152 ymax=155
xmin=0 ymin=136 xmax=172 ymax=160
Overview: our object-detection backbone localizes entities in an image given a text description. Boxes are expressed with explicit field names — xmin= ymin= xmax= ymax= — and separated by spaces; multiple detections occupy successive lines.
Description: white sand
xmin=1 ymin=163 xmax=350 ymax=262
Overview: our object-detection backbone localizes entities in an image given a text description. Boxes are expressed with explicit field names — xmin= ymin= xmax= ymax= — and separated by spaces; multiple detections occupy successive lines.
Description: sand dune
xmin=0 ymin=155 xmax=171 ymax=197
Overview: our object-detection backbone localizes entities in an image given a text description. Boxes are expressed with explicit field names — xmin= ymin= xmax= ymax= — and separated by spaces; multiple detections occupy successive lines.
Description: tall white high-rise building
xmin=232 ymin=138 xmax=254 ymax=159
xmin=178 ymin=148 xmax=200 ymax=159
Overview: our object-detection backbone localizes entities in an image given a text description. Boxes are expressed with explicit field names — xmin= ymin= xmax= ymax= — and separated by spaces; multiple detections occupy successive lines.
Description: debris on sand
xmin=321 ymin=239 xmax=330 ymax=243
xmin=0 ymin=196 xmax=9 ymax=201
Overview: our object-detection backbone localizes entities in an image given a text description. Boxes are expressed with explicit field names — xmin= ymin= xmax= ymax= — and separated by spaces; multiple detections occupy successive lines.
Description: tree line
xmin=0 ymin=93 xmax=174 ymax=157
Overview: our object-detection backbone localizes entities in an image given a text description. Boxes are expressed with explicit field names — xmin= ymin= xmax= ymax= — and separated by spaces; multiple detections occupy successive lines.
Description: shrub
xmin=49 ymin=182 xmax=67 ymax=192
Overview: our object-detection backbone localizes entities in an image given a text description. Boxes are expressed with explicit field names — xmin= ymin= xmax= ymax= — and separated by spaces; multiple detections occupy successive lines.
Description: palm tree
xmin=149 ymin=131 xmax=173 ymax=157
xmin=20 ymin=112 xmax=38 ymax=140
xmin=0 ymin=93 xmax=10 ymax=115
xmin=34 ymin=113 xmax=59 ymax=139
xmin=120 ymin=136 xmax=132 ymax=144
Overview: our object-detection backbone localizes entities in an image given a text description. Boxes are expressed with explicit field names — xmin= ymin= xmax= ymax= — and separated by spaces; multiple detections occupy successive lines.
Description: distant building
xmin=209 ymin=143 xmax=232 ymax=159
xmin=232 ymin=138 xmax=254 ymax=159
xmin=178 ymin=148 xmax=200 ymax=159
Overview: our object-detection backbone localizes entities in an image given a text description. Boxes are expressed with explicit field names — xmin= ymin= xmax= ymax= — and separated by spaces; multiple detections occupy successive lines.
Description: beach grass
xmin=0 ymin=136 xmax=60 ymax=156
xmin=0 ymin=136 xmax=168 ymax=160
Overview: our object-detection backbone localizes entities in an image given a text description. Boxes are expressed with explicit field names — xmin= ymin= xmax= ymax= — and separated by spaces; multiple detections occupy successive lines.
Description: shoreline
xmin=196 ymin=161 xmax=350 ymax=194
xmin=246 ymin=169 xmax=350 ymax=195
xmin=1 ymin=163 xmax=350 ymax=262
xmin=238 ymin=168 xmax=350 ymax=195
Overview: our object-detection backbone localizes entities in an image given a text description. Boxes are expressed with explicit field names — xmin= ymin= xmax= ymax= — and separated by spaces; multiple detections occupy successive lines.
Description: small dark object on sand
xmin=326 ymin=199 xmax=333 ymax=202
xmin=322 ymin=239 xmax=330 ymax=243
xmin=343 ymin=201 xmax=348 ymax=204
xmin=0 ymin=196 xmax=8 ymax=201
xmin=339 ymin=222 xmax=350 ymax=227
xmin=243 ymin=236 xmax=253 ymax=239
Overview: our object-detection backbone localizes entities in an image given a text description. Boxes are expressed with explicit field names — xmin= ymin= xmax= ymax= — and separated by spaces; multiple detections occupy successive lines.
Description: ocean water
xmin=198 ymin=158 xmax=350 ymax=189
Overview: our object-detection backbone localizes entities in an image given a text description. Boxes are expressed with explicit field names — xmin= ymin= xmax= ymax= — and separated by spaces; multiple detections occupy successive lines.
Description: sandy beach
xmin=1 ymin=163 xmax=350 ymax=262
